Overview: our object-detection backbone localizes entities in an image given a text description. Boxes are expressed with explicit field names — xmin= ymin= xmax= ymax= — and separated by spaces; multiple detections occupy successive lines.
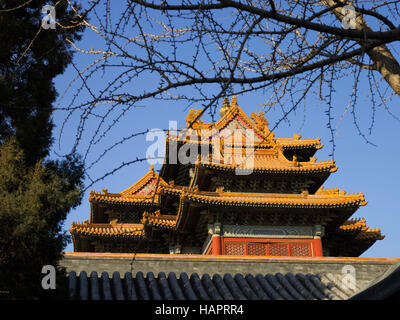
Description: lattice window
xmin=222 ymin=239 xmax=314 ymax=257
xmin=225 ymin=242 xmax=245 ymax=255
xmin=269 ymin=243 xmax=289 ymax=256
xmin=290 ymin=243 xmax=311 ymax=257
xmin=248 ymin=243 xmax=267 ymax=256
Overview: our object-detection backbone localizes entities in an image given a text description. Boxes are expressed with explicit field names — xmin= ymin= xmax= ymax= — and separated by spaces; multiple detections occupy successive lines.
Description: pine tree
xmin=0 ymin=0 xmax=83 ymax=164
xmin=0 ymin=1 xmax=84 ymax=299
xmin=0 ymin=139 xmax=83 ymax=299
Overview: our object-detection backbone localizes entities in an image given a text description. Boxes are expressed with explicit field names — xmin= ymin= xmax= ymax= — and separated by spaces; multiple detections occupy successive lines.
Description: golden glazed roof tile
xmin=89 ymin=191 xmax=157 ymax=205
xmin=276 ymin=136 xmax=323 ymax=149
xmin=89 ymin=165 xmax=168 ymax=205
xmin=340 ymin=218 xmax=369 ymax=231
xmin=168 ymin=133 xmax=323 ymax=150
xmin=119 ymin=164 xmax=168 ymax=195
xmin=141 ymin=210 xmax=177 ymax=229
xmin=177 ymin=97 xmax=323 ymax=149
xmin=160 ymin=186 xmax=367 ymax=208
xmin=339 ymin=218 xmax=384 ymax=240
xmin=196 ymin=146 xmax=337 ymax=173
xmin=215 ymin=96 xmax=275 ymax=142
xmin=70 ymin=221 xmax=145 ymax=237
xmin=316 ymin=187 xmax=367 ymax=204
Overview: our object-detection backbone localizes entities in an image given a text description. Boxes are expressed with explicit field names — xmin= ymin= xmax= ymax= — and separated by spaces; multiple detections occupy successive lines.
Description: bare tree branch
xmin=51 ymin=0 xmax=400 ymax=183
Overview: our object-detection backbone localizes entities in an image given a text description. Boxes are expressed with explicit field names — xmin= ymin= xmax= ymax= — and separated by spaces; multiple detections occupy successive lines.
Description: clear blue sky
xmin=51 ymin=6 xmax=400 ymax=258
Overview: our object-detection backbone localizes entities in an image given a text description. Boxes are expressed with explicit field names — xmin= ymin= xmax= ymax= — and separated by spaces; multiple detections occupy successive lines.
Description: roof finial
xmin=219 ymin=96 xmax=230 ymax=117
xmin=231 ymin=94 xmax=238 ymax=107
xmin=150 ymin=163 xmax=154 ymax=171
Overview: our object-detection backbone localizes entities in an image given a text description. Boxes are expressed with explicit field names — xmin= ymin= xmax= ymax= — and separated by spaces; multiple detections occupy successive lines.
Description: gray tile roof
xmin=349 ymin=260 xmax=400 ymax=300
xmin=67 ymin=271 xmax=358 ymax=300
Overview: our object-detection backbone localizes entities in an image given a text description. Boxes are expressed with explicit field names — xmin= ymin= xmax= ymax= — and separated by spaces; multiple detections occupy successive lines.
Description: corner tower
xmin=70 ymin=97 xmax=383 ymax=257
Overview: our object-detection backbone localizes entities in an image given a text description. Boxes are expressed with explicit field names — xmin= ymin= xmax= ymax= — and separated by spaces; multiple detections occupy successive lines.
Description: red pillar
xmin=313 ymin=238 xmax=323 ymax=257
xmin=212 ymin=235 xmax=222 ymax=255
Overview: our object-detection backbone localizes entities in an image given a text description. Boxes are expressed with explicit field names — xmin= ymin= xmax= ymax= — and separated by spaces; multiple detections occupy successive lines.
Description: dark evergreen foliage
xmin=0 ymin=0 xmax=83 ymax=164
xmin=0 ymin=1 xmax=84 ymax=299
xmin=0 ymin=139 xmax=84 ymax=299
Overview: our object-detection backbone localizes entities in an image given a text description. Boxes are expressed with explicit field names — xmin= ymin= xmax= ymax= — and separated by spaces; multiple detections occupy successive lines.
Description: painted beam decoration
xmin=221 ymin=225 xmax=318 ymax=239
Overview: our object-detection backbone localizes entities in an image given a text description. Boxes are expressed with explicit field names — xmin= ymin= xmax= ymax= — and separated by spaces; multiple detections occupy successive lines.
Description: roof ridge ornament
xmin=230 ymin=95 xmax=238 ymax=108
xmin=185 ymin=108 xmax=215 ymax=129
xmin=185 ymin=109 xmax=204 ymax=128
xmin=292 ymin=154 xmax=299 ymax=166
xmin=250 ymin=111 xmax=275 ymax=139
xmin=219 ymin=96 xmax=230 ymax=117
xmin=293 ymin=133 xmax=302 ymax=140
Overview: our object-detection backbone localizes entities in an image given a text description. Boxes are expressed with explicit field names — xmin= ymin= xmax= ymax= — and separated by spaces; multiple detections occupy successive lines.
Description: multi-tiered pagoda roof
xmin=70 ymin=96 xmax=383 ymax=257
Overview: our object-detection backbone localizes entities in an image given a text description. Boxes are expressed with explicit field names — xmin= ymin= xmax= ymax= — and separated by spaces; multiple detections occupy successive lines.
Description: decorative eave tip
xmin=330 ymin=165 xmax=338 ymax=173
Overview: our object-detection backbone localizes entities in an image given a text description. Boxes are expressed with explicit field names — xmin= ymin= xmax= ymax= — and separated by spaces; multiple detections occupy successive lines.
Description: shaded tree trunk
xmin=325 ymin=0 xmax=400 ymax=96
